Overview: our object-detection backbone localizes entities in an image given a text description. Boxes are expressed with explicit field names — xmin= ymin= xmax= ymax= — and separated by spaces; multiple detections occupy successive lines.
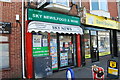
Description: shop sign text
xmin=28 ymin=8 xmax=80 ymax=26
xmin=33 ymin=47 xmax=49 ymax=57
xmin=0 ymin=22 xmax=11 ymax=34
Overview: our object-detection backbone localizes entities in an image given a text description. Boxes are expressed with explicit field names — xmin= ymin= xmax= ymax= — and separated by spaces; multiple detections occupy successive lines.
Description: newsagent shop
xmin=82 ymin=13 xmax=120 ymax=63
xmin=25 ymin=8 xmax=83 ymax=78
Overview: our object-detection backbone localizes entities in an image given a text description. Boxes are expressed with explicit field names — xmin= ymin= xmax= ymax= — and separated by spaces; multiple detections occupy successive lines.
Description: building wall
xmin=81 ymin=0 xmax=118 ymax=18
xmin=108 ymin=1 xmax=118 ymax=18
xmin=0 ymin=2 xmax=22 ymax=78
xmin=81 ymin=0 xmax=90 ymax=12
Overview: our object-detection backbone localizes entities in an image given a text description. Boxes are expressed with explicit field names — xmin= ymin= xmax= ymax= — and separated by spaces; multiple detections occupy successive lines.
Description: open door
xmin=90 ymin=31 xmax=99 ymax=62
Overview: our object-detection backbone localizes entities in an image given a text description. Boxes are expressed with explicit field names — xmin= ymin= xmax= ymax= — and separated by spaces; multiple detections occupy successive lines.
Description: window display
xmin=32 ymin=33 xmax=49 ymax=57
xmin=84 ymin=30 xmax=110 ymax=59
xmin=50 ymin=34 xmax=58 ymax=70
xmin=117 ymin=32 xmax=120 ymax=55
xmin=59 ymin=35 xmax=73 ymax=67
xmin=98 ymin=31 xmax=110 ymax=56
xmin=84 ymin=30 xmax=91 ymax=58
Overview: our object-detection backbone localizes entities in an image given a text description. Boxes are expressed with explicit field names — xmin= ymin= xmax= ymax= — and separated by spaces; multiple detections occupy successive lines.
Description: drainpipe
xmin=22 ymin=0 xmax=26 ymax=78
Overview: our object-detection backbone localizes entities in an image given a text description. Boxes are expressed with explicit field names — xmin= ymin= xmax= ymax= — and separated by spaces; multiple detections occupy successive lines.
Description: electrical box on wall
xmin=16 ymin=14 xmax=20 ymax=21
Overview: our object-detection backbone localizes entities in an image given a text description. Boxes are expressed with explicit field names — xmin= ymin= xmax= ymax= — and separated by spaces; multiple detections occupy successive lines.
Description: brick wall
xmin=108 ymin=1 xmax=118 ymax=18
xmin=81 ymin=0 xmax=118 ymax=18
xmin=0 ymin=2 xmax=22 ymax=78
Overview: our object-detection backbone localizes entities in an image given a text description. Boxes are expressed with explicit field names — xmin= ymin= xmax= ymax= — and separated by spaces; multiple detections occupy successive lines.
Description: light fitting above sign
xmin=28 ymin=8 xmax=80 ymax=26
xmin=28 ymin=21 xmax=83 ymax=34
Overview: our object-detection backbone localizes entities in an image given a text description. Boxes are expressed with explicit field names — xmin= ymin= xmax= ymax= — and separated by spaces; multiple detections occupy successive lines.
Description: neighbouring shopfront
xmin=117 ymin=31 xmax=120 ymax=56
xmin=84 ymin=28 xmax=110 ymax=59
xmin=82 ymin=13 xmax=120 ymax=63
xmin=26 ymin=8 xmax=83 ymax=78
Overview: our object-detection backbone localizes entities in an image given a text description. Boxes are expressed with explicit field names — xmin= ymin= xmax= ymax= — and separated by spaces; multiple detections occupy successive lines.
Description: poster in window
xmin=33 ymin=35 xmax=49 ymax=57
xmin=60 ymin=52 xmax=68 ymax=67
xmin=33 ymin=35 xmax=42 ymax=47
xmin=50 ymin=39 xmax=58 ymax=70
xmin=42 ymin=39 xmax=48 ymax=47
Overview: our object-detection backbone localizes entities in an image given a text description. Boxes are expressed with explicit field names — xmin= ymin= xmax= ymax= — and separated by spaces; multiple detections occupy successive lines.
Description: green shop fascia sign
xmin=33 ymin=47 xmax=49 ymax=57
xmin=28 ymin=8 xmax=80 ymax=26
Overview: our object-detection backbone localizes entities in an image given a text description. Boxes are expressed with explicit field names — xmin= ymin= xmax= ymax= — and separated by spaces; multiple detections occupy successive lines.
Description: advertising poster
xmin=50 ymin=39 xmax=58 ymax=70
xmin=33 ymin=35 xmax=49 ymax=57
xmin=33 ymin=47 xmax=49 ymax=57
xmin=33 ymin=35 xmax=42 ymax=47
xmin=42 ymin=39 xmax=48 ymax=47
xmin=60 ymin=52 xmax=68 ymax=67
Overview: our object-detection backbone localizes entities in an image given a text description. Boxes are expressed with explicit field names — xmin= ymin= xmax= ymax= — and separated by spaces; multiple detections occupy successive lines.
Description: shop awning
xmin=28 ymin=21 xmax=83 ymax=34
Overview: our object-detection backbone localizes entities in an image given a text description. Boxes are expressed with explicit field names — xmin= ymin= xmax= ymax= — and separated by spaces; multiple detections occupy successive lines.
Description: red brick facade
xmin=108 ymin=1 xmax=118 ymax=18
xmin=0 ymin=2 xmax=22 ymax=78
xmin=81 ymin=0 xmax=118 ymax=18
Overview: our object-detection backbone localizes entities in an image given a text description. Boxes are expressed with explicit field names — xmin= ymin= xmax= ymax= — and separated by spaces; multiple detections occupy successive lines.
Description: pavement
xmin=46 ymin=55 xmax=120 ymax=80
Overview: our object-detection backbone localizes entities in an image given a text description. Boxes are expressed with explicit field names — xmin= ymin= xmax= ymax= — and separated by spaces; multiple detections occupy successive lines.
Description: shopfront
xmin=84 ymin=28 xmax=111 ymax=62
xmin=25 ymin=8 xmax=83 ymax=78
xmin=82 ymin=13 xmax=120 ymax=63
xmin=117 ymin=31 xmax=120 ymax=56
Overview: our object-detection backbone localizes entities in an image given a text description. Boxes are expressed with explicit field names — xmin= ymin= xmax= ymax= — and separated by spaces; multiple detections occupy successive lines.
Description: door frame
xmin=57 ymin=33 xmax=75 ymax=69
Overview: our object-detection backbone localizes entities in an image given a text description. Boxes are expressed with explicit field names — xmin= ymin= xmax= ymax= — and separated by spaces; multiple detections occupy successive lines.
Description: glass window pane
xmin=91 ymin=0 xmax=99 ymax=10
xmin=117 ymin=32 xmax=120 ymax=55
xmin=59 ymin=35 xmax=73 ymax=67
xmin=98 ymin=31 xmax=110 ymax=56
xmin=91 ymin=31 xmax=97 ymax=35
xmin=84 ymin=30 xmax=91 ymax=58
xmin=0 ymin=36 xmax=8 ymax=42
xmin=2 ymin=56 xmax=9 ymax=69
xmin=56 ymin=0 xmax=68 ymax=6
xmin=0 ymin=43 xmax=9 ymax=69
xmin=32 ymin=32 xmax=48 ymax=57
xmin=50 ymin=33 xmax=58 ymax=70
xmin=100 ymin=0 xmax=108 ymax=11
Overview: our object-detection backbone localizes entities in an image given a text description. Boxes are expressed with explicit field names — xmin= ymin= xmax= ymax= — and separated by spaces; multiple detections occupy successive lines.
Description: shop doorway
xmin=58 ymin=34 xmax=74 ymax=68
xmin=84 ymin=29 xmax=111 ymax=63
xmin=84 ymin=30 xmax=99 ymax=62
xmin=90 ymin=31 xmax=99 ymax=62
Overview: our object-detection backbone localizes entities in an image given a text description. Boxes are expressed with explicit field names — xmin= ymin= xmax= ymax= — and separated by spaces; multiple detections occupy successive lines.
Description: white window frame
xmin=52 ymin=0 xmax=69 ymax=7
xmin=90 ymin=0 xmax=108 ymax=11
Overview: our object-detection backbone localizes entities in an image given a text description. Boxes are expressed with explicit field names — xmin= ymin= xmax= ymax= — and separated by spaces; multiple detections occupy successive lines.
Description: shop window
xmin=117 ymin=32 xmax=120 ymax=55
xmin=32 ymin=33 xmax=49 ymax=57
xmin=84 ymin=30 xmax=91 ymax=58
xmin=59 ymin=35 xmax=74 ymax=67
xmin=50 ymin=33 xmax=58 ymax=70
xmin=0 ymin=35 xmax=10 ymax=70
xmin=98 ymin=31 xmax=110 ymax=56
xmin=90 ymin=0 xmax=108 ymax=11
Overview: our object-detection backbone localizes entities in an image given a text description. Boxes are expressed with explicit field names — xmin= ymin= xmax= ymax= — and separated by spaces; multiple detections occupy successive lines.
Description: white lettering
xmin=71 ymin=20 xmax=78 ymax=23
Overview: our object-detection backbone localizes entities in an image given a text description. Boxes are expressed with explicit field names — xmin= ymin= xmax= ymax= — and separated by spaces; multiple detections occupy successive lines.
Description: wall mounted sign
xmin=28 ymin=21 xmax=83 ymax=34
xmin=0 ymin=22 xmax=11 ymax=34
xmin=27 ymin=8 xmax=80 ymax=26
xmin=33 ymin=47 xmax=49 ymax=57
xmin=86 ymin=13 xmax=120 ymax=30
